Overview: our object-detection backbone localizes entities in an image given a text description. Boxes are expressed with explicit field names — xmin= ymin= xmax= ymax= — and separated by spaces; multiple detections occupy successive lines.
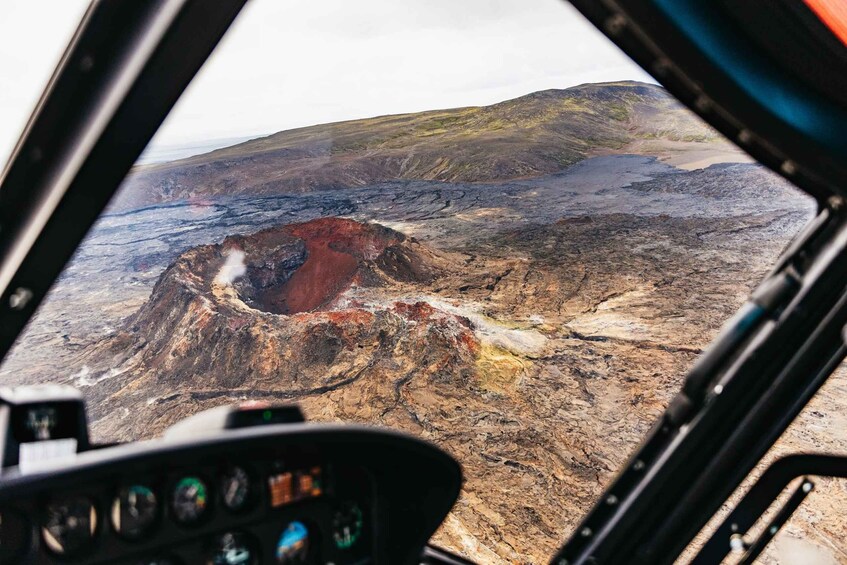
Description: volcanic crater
xmin=227 ymin=217 xmax=443 ymax=315
xmin=94 ymin=216 xmax=480 ymax=399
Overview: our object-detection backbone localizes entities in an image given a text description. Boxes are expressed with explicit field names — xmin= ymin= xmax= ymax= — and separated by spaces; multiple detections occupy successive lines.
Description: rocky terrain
xmin=2 ymin=82 xmax=840 ymax=563
xmin=111 ymin=82 xmax=746 ymax=210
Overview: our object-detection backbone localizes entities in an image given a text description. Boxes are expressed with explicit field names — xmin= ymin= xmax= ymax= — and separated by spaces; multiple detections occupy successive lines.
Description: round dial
xmin=276 ymin=521 xmax=309 ymax=564
xmin=220 ymin=466 xmax=251 ymax=512
xmin=331 ymin=501 xmax=363 ymax=550
xmin=207 ymin=531 xmax=256 ymax=565
xmin=171 ymin=477 xmax=209 ymax=525
xmin=41 ymin=496 xmax=97 ymax=556
xmin=112 ymin=485 xmax=158 ymax=539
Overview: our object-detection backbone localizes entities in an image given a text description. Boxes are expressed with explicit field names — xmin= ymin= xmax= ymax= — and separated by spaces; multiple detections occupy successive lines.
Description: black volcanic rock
xmin=231 ymin=235 xmax=306 ymax=294
xmin=628 ymin=162 xmax=799 ymax=200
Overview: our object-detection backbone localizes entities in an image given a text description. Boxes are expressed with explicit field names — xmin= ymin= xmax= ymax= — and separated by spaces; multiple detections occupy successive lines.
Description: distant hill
xmin=114 ymin=81 xmax=722 ymax=210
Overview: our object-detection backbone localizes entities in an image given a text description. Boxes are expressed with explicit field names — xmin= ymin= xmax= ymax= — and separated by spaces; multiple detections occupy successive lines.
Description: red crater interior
xmin=258 ymin=218 xmax=404 ymax=315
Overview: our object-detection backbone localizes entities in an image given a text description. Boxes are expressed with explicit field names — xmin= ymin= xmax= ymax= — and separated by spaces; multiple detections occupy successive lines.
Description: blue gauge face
xmin=276 ymin=521 xmax=309 ymax=564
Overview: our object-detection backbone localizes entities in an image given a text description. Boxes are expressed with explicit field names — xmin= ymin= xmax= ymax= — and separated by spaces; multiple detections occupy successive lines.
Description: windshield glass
xmin=0 ymin=1 xmax=817 ymax=562
xmin=0 ymin=0 xmax=90 ymax=167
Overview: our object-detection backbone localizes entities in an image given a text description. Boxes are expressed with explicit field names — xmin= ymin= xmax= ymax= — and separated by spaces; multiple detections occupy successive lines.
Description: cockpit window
xmin=0 ymin=0 xmax=90 ymax=168
xmin=683 ymin=370 xmax=847 ymax=564
xmin=0 ymin=1 xmax=817 ymax=562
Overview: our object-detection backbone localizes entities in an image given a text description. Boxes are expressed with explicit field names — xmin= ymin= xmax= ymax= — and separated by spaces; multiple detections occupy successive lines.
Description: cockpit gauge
xmin=112 ymin=485 xmax=158 ymax=539
xmin=0 ymin=509 xmax=29 ymax=562
xmin=171 ymin=476 xmax=209 ymax=525
xmin=207 ymin=531 xmax=256 ymax=565
xmin=220 ymin=466 xmax=251 ymax=512
xmin=276 ymin=521 xmax=309 ymax=564
xmin=41 ymin=496 xmax=97 ymax=556
xmin=331 ymin=501 xmax=363 ymax=550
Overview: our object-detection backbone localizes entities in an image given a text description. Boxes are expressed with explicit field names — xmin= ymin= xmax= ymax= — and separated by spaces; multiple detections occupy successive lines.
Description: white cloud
xmin=0 ymin=0 xmax=653 ymax=160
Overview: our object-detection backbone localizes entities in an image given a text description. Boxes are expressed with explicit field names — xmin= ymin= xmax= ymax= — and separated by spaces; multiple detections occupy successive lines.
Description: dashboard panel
xmin=0 ymin=424 xmax=461 ymax=565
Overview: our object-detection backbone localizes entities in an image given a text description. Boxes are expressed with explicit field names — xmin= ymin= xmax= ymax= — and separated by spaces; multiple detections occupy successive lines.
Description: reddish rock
xmin=222 ymin=217 xmax=442 ymax=315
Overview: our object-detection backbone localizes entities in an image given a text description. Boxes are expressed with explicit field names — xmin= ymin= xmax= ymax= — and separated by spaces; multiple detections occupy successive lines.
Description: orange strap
xmin=804 ymin=0 xmax=847 ymax=46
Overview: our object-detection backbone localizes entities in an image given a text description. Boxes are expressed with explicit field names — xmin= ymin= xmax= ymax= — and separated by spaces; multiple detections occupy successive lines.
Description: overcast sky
xmin=1 ymin=0 xmax=652 ymax=162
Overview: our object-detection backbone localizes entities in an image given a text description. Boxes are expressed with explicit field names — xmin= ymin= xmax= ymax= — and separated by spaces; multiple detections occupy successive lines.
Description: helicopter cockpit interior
xmin=2 ymin=1 xmax=847 ymax=564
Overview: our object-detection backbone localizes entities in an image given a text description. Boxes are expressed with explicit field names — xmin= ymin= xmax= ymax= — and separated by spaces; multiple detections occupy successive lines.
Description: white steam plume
xmin=214 ymin=249 xmax=247 ymax=285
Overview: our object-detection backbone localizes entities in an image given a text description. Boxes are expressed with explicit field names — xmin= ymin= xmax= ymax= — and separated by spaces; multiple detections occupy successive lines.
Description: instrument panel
xmin=0 ymin=423 xmax=461 ymax=565
xmin=5 ymin=451 xmax=372 ymax=564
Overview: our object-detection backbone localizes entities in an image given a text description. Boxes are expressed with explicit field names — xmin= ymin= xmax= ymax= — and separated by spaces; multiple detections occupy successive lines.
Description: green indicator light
xmin=263 ymin=410 xmax=272 ymax=422
xmin=332 ymin=503 xmax=363 ymax=550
